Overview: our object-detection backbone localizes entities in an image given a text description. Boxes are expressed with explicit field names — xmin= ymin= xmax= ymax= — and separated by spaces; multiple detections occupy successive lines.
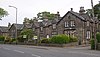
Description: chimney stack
xmin=8 ymin=23 xmax=11 ymax=28
xmin=57 ymin=11 xmax=60 ymax=19
xmin=79 ymin=7 xmax=85 ymax=13
xmin=70 ymin=8 xmax=73 ymax=11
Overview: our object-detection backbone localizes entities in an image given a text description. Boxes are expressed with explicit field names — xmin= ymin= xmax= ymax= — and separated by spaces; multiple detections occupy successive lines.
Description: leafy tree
xmin=0 ymin=8 xmax=8 ymax=19
xmin=20 ymin=29 xmax=33 ymax=40
xmin=86 ymin=9 xmax=92 ymax=17
xmin=37 ymin=11 xmax=57 ymax=20
xmin=94 ymin=3 xmax=100 ymax=19
xmin=23 ymin=17 xmax=35 ymax=24
xmin=86 ymin=2 xmax=100 ymax=19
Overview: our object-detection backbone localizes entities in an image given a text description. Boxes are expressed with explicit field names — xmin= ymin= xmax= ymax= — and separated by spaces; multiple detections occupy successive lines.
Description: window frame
xmin=52 ymin=24 xmax=56 ymax=29
xmin=70 ymin=21 xmax=75 ymax=27
xmin=64 ymin=21 xmax=69 ymax=27
xmin=86 ymin=31 xmax=90 ymax=39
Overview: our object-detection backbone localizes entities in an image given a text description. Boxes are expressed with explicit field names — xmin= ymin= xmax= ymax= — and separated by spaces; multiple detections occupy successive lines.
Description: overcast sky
xmin=0 ymin=0 xmax=99 ymax=26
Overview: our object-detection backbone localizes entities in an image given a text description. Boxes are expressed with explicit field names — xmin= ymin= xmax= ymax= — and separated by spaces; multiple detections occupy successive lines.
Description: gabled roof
xmin=24 ymin=24 xmax=33 ymax=29
xmin=14 ymin=24 xmax=24 ymax=30
xmin=34 ymin=22 xmax=40 ymax=28
xmin=0 ymin=26 xmax=8 ymax=32
xmin=9 ymin=24 xmax=24 ymax=30
xmin=57 ymin=11 xmax=94 ymax=25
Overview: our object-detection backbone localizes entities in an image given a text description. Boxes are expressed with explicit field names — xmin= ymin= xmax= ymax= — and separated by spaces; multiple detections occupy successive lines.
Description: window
xmin=87 ymin=21 xmax=89 ymax=26
xmin=64 ymin=22 xmax=68 ymax=27
xmin=32 ymin=28 xmax=35 ymax=31
xmin=64 ymin=31 xmax=70 ymax=36
xmin=71 ymin=21 xmax=75 ymax=27
xmin=86 ymin=31 xmax=90 ymax=39
xmin=46 ymin=34 xmax=49 ymax=38
xmin=52 ymin=32 xmax=57 ymax=35
xmin=40 ymin=27 xmax=43 ymax=31
xmin=52 ymin=32 xmax=57 ymax=36
xmin=53 ymin=24 xmax=56 ymax=29
xmin=64 ymin=30 xmax=75 ymax=37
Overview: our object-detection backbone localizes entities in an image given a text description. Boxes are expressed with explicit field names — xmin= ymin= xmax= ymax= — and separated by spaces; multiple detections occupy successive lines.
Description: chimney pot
xmin=71 ymin=8 xmax=73 ymax=11
xmin=79 ymin=6 xmax=85 ymax=13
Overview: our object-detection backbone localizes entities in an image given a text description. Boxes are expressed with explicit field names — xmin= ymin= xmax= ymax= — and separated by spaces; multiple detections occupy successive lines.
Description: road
xmin=0 ymin=44 xmax=100 ymax=57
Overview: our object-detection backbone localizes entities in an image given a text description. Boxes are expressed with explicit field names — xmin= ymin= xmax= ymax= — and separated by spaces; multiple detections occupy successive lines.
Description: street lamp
xmin=9 ymin=5 xmax=18 ymax=44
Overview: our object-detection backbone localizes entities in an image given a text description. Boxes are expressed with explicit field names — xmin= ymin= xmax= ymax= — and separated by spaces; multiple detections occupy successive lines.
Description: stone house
xmin=57 ymin=7 xmax=94 ymax=44
xmin=58 ymin=7 xmax=99 ymax=44
xmin=34 ymin=12 xmax=60 ymax=40
xmin=34 ymin=7 xmax=99 ymax=45
xmin=0 ymin=26 xmax=8 ymax=37
xmin=9 ymin=24 xmax=24 ymax=38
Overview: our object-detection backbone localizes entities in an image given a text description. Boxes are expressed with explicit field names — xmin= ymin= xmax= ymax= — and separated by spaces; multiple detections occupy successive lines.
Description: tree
xmin=20 ymin=29 xmax=33 ymax=41
xmin=0 ymin=8 xmax=8 ymax=19
xmin=86 ymin=2 xmax=100 ymax=19
xmin=23 ymin=17 xmax=35 ymax=24
xmin=86 ymin=9 xmax=92 ymax=17
xmin=94 ymin=2 xmax=100 ymax=19
xmin=37 ymin=11 xmax=57 ymax=20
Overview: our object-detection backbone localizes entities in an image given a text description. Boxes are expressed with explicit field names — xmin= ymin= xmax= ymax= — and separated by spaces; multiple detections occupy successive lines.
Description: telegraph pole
xmin=91 ymin=0 xmax=97 ymax=50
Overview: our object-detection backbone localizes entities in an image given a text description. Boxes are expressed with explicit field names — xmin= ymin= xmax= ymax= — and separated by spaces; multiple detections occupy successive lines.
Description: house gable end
xmin=57 ymin=11 xmax=86 ymax=25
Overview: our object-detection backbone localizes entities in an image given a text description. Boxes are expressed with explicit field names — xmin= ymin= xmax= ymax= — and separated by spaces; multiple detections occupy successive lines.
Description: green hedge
xmin=40 ymin=34 xmax=78 ymax=44
xmin=4 ymin=37 xmax=11 ymax=43
xmin=69 ymin=35 xmax=78 ymax=42
xmin=91 ymin=39 xmax=95 ymax=50
xmin=40 ymin=38 xmax=50 ymax=43
xmin=50 ymin=34 xmax=70 ymax=44
xmin=11 ymin=38 xmax=16 ymax=42
xmin=0 ymin=36 xmax=5 ymax=41
xmin=96 ymin=32 xmax=100 ymax=43
xmin=17 ymin=35 xmax=25 ymax=42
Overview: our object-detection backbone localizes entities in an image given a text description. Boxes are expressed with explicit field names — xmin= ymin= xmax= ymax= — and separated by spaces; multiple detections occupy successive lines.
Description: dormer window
xmin=64 ymin=22 xmax=68 ymax=27
xmin=71 ymin=21 xmax=75 ymax=27
xmin=53 ymin=24 xmax=56 ymax=29
xmin=87 ymin=21 xmax=89 ymax=26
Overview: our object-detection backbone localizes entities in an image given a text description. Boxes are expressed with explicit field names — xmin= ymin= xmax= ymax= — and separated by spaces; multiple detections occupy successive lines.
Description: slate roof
xmin=14 ymin=24 xmax=24 ymax=30
xmin=24 ymin=24 xmax=33 ymax=29
xmin=34 ymin=22 xmax=40 ymax=28
xmin=33 ymin=10 xmax=97 ymax=28
xmin=57 ymin=11 xmax=95 ymax=25
xmin=0 ymin=26 xmax=8 ymax=32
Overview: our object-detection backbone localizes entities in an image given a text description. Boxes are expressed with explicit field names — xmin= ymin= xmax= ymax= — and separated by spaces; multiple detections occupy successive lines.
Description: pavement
xmin=0 ymin=44 xmax=100 ymax=57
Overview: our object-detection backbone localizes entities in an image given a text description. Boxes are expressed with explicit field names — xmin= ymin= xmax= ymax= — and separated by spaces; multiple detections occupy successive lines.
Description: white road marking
xmin=3 ymin=47 xmax=11 ymax=50
xmin=68 ymin=51 xmax=100 ymax=57
xmin=13 ymin=50 xmax=24 ymax=53
xmin=32 ymin=54 xmax=41 ymax=57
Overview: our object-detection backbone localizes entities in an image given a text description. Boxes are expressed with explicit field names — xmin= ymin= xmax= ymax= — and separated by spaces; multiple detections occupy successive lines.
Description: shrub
xmin=50 ymin=34 xmax=70 ymax=44
xmin=0 ymin=36 xmax=5 ymax=41
xmin=11 ymin=38 xmax=16 ymax=42
xmin=4 ymin=37 xmax=11 ymax=42
xmin=40 ymin=38 xmax=50 ymax=43
xmin=91 ymin=39 xmax=95 ymax=50
xmin=96 ymin=32 xmax=100 ymax=43
xmin=69 ymin=36 xmax=78 ymax=42
xmin=17 ymin=35 xmax=25 ymax=42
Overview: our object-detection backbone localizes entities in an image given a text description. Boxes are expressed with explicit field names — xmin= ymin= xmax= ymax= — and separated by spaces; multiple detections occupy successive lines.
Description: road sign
xmin=34 ymin=36 xmax=37 ymax=39
xmin=23 ymin=35 xmax=27 ymax=38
